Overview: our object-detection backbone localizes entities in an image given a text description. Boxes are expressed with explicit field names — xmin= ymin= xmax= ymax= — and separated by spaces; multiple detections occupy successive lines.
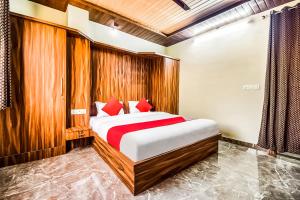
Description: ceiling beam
xmin=167 ymin=0 xmax=251 ymax=36
xmin=29 ymin=0 xmax=69 ymax=11
xmin=172 ymin=0 xmax=191 ymax=11
xmin=69 ymin=0 xmax=167 ymax=37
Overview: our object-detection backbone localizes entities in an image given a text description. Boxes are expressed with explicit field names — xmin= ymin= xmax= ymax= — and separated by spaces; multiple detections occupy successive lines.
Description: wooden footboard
xmin=92 ymin=132 xmax=135 ymax=192
xmin=92 ymin=131 xmax=221 ymax=195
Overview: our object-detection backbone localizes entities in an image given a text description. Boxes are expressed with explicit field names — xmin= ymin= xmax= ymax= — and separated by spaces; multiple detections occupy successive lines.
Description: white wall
xmin=90 ymin=21 xmax=165 ymax=53
xmin=9 ymin=0 xmax=165 ymax=54
xmin=67 ymin=5 xmax=91 ymax=37
xmin=166 ymin=0 xmax=300 ymax=144
xmin=67 ymin=5 xmax=166 ymax=53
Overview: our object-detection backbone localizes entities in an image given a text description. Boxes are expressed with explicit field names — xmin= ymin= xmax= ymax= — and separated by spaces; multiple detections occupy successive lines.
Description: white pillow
xmin=128 ymin=101 xmax=140 ymax=114
xmin=119 ymin=101 xmax=125 ymax=115
xmin=128 ymin=100 xmax=150 ymax=113
xmin=95 ymin=101 xmax=109 ymax=117
xmin=95 ymin=101 xmax=124 ymax=117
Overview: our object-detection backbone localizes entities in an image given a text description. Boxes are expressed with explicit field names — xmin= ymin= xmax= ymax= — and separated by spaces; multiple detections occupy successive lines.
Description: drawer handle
xmin=78 ymin=133 xmax=85 ymax=137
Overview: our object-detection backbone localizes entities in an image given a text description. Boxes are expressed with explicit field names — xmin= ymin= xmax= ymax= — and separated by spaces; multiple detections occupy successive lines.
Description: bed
xmin=90 ymin=112 xmax=220 ymax=195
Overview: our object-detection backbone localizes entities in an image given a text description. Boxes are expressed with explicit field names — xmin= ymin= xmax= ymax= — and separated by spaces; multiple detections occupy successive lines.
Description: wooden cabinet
xmin=65 ymin=127 xmax=93 ymax=152
xmin=66 ymin=35 xmax=91 ymax=127
xmin=22 ymin=19 xmax=67 ymax=154
xmin=0 ymin=17 xmax=66 ymax=167
xmin=150 ymin=57 xmax=180 ymax=114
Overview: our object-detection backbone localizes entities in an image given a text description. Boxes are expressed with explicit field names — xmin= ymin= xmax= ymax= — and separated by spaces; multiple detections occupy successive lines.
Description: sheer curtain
xmin=258 ymin=4 xmax=300 ymax=154
xmin=0 ymin=0 xmax=11 ymax=110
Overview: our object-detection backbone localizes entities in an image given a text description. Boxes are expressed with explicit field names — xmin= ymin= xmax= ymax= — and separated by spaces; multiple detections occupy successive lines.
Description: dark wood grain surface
xmin=22 ymin=19 xmax=66 ymax=153
xmin=150 ymin=57 xmax=180 ymax=114
xmin=92 ymin=131 xmax=220 ymax=195
xmin=91 ymin=46 xmax=180 ymax=114
xmin=0 ymin=17 xmax=66 ymax=167
xmin=67 ymin=35 xmax=91 ymax=127
xmin=29 ymin=0 xmax=69 ymax=11
xmin=0 ymin=17 xmax=23 ymax=158
xmin=91 ymin=46 xmax=153 ymax=113
xmin=93 ymin=133 xmax=135 ymax=192
xmin=65 ymin=127 xmax=93 ymax=152
xmin=134 ymin=134 xmax=220 ymax=194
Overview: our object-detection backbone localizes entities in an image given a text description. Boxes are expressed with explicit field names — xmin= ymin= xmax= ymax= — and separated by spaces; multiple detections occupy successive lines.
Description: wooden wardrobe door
xmin=21 ymin=20 xmax=66 ymax=154
xmin=150 ymin=57 xmax=179 ymax=114
xmin=163 ymin=58 xmax=179 ymax=114
xmin=66 ymin=36 xmax=91 ymax=127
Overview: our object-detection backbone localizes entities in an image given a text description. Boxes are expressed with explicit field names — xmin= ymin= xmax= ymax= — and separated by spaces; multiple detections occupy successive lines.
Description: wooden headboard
xmin=91 ymin=46 xmax=152 ymax=114
xmin=90 ymin=45 xmax=179 ymax=115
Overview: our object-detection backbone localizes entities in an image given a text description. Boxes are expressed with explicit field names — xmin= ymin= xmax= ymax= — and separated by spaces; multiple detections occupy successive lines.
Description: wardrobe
xmin=0 ymin=16 xmax=66 ymax=167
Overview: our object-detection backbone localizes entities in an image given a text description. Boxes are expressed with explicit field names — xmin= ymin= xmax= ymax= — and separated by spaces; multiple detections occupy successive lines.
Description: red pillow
xmin=102 ymin=98 xmax=123 ymax=116
xmin=136 ymin=98 xmax=152 ymax=112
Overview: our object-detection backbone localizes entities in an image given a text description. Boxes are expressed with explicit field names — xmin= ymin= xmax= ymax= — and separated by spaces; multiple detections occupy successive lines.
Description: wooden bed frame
xmin=92 ymin=131 xmax=221 ymax=195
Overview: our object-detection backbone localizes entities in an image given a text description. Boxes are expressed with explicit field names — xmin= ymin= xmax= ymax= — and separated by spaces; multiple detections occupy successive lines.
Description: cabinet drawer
xmin=66 ymin=129 xmax=90 ymax=140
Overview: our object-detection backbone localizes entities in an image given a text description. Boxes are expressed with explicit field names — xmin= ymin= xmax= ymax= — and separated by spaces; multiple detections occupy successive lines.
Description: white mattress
xmin=90 ymin=112 xmax=219 ymax=162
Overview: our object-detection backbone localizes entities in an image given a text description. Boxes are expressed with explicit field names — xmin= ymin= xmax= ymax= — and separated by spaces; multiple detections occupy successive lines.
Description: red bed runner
xmin=107 ymin=117 xmax=186 ymax=151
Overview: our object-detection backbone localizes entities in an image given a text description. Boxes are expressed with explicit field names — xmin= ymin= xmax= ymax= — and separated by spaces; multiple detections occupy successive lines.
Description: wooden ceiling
xmin=83 ymin=0 xmax=243 ymax=35
xmin=30 ymin=0 xmax=293 ymax=46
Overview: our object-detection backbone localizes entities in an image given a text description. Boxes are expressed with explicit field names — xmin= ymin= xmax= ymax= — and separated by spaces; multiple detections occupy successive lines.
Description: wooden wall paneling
xmin=164 ymin=58 xmax=180 ymax=114
xmin=22 ymin=19 xmax=67 ymax=154
xmin=0 ymin=17 xmax=23 ymax=158
xmin=150 ymin=57 xmax=179 ymax=114
xmin=67 ymin=35 xmax=91 ymax=127
xmin=149 ymin=57 xmax=164 ymax=113
xmin=91 ymin=47 xmax=152 ymax=112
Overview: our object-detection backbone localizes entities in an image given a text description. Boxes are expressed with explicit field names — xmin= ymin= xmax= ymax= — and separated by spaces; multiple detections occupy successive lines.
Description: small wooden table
xmin=66 ymin=126 xmax=92 ymax=140
xmin=65 ymin=126 xmax=93 ymax=151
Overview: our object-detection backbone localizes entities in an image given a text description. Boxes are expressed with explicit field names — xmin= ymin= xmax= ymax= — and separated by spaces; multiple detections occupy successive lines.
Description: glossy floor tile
xmin=0 ymin=141 xmax=299 ymax=200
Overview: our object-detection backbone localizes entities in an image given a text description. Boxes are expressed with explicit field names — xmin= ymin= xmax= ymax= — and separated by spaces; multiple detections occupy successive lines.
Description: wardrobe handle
xmin=61 ymin=78 xmax=63 ymax=96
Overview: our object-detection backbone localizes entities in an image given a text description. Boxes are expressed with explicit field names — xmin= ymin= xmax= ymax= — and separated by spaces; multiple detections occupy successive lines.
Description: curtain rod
xmin=272 ymin=3 xmax=299 ymax=15
xmin=261 ymin=3 xmax=299 ymax=18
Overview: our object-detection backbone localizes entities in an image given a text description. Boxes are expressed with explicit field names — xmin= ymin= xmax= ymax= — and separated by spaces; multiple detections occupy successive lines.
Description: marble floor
xmin=0 ymin=141 xmax=299 ymax=200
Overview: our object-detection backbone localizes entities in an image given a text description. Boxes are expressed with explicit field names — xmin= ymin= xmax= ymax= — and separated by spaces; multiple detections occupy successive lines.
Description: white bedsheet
xmin=90 ymin=112 xmax=219 ymax=162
